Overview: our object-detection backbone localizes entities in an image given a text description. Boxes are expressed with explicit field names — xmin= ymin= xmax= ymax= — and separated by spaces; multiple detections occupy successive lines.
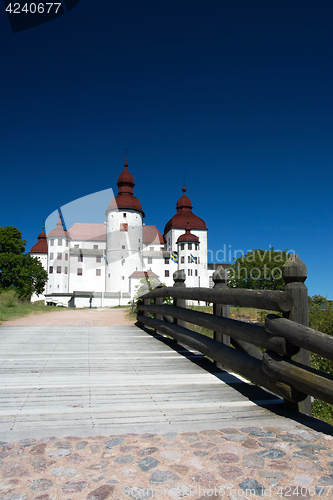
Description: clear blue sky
xmin=1 ymin=0 xmax=332 ymax=298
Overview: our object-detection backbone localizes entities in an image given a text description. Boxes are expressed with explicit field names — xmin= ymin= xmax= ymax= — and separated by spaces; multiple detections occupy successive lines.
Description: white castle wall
xmin=105 ymin=209 xmax=143 ymax=294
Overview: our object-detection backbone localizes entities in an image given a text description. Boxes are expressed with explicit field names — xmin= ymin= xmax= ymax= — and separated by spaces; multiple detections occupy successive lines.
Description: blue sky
xmin=0 ymin=0 xmax=332 ymax=298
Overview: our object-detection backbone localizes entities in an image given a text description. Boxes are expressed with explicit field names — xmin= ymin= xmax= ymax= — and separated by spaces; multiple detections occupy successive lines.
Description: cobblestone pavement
xmin=1 ymin=426 xmax=333 ymax=499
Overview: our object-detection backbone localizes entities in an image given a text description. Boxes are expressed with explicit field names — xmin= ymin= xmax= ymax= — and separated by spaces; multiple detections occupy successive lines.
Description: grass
xmin=0 ymin=294 xmax=66 ymax=324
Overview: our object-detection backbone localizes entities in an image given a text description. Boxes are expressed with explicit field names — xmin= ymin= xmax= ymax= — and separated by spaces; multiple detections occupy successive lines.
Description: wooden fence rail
xmin=137 ymin=255 xmax=333 ymax=416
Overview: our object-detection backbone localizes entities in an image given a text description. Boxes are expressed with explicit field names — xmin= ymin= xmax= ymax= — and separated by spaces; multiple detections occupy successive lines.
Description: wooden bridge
xmin=0 ymin=254 xmax=332 ymax=441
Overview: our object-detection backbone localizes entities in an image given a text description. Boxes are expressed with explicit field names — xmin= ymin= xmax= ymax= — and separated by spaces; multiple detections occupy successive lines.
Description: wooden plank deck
xmin=0 ymin=324 xmax=322 ymax=441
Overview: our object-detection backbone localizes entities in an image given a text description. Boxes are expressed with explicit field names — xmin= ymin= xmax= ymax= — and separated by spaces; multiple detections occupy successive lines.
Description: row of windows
xmin=180 ymin=243 xmax=199 ymax=251
xmin=49 ymin=266 xmax=102 ymax=276
xmin=50 ymin=239 xmax=69 ymax=247
xmin=49 ymin=253 xmax=69 ymax=261
xmin=50 ymin=254 xmax=104 ymax=263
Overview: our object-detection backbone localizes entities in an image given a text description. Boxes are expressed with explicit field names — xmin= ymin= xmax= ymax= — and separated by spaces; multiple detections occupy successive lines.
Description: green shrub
xmin=0 ymin=289 xmax=20 ymax=307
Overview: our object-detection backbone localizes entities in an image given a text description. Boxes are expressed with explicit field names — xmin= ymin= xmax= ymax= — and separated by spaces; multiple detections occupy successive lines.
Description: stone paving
xmin=1 ymin=426 xmax=333 ymax=499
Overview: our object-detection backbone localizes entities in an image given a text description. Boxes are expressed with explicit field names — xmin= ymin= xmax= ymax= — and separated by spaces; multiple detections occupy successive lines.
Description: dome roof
xmin=30 ymin=225 xmax=48 ymax=253
xmin=106 ymin=159 xmax=145 ymax=216
xmin=177 ymin=227 xmax=199 ymax=244
xmin=48 ymin=215 xmax=70 ymax=238
xmin=176 ymin=187 xmax=193 ymax=210
xmin=164 ymin=187 xmax=207 ymax=234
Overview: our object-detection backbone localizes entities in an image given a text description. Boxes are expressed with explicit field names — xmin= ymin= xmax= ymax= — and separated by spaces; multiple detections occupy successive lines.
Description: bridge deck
xmin=0 ymin=324 xmax=327 ymax=441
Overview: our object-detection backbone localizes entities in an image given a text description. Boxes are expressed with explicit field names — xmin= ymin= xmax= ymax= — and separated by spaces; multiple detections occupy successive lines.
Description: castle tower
xmin=29 ymin=224 xmax=48 ymax=302
xmin=177 ymin=224 xmax=200 ymax=288
xmin=164 ymin=186 xmax=208 ymax=287
xmin=47 ymin=215 xmax=71 ymax=295
xmin=105 ymin=158 xmax=145 ymax=294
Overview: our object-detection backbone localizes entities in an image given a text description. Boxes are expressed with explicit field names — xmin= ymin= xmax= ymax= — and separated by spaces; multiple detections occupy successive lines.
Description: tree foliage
xmin=228 ymin=248 xmax=289 ymax=291
xmin=0 ymin=226 xmax=48 ymax=299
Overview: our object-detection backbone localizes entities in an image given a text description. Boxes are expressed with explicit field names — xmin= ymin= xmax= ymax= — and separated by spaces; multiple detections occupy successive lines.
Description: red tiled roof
xmin=143 ymin=225 xmax=164 ymax=244
xmin=129 ymin=271 xmax=159 ymax=278
xmin=48 ymin=215 xmax=70 ymax=238
xmin=30 ymin=226 xmax=48 ymax=253
xmin=164 ymin=187 xmax=206 ymax=234
xmin=68 ymin=223 xmax=107 ymax=241
xmin=106 ymin=160 xmax=145 ymax=216
xmin=177 ymin=228 xmax=199 ymax=243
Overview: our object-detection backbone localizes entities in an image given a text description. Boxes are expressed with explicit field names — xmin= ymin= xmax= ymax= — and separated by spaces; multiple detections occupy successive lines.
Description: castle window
xmin=139 ymin=239 xmax=140 ymax=243
xmin=77 ymin=268 xmax=82 ymax=276
xmin=65 ymin=267 xmax=68 ymax=274
xmin=164 ymin=258 xmax=169 ymax=265
xmin=78 ymin=255 xmax=83 ymax=262
xmin=65 ymin=254 xmax=68 ymax=261
xmin=57 ymin=253 xmax=62 ymax=260
xmin=49 ymin=266 xmax=53 ymax=274
xmin=188 ymin=269 xmax=191 ymax=276
xmin=94 ymin=245 xmax=98 ymax=249
xmin=188 ymin=243 xmax=192 ymax=250
xmin=96 ymin=269 xmax=101 ymax=276
xmin=96 ymin=256 xmax=101 ymax=263
xmin=108 ymin=274 xmax=110 ymax=278
xmin=195 ymin=270 xmax=198 ymax=276
xmin=150 ymin=247 xmax=154 ymax=251
xmin=58 ymin=239 xmax=62 ymax=246
xmin=165 ymin=270 xmax=169 ymax=277
xmin=148 ymin=257 xmax=152 ymax=264
xmin=74 ymin=244 xmax=79 ymax=248
xmin=198 ymin=257 xmax=200 ymax=264
xmin=122 ymin=245 xmax=125 ymax=249
xmin=57 ymin=266 xmax=61 ymax=274
xmin=122 ymin=276 xmax=125 ymax=280
xmin=50 ymin=253 xmax=53 ymax=260
xmin=123 ymin=213 xmax=127 ymax=218
xmin=50 ymin=240 xmax=54 ymax=246
xmin=66 ymin=240 xmax=69 ymax=247
xmin=120 ymin=223 xmax=128 ymax=231
xmin=180 ymin=243 xmax=184 ymax=251
xmin=188 ymin=256 xmax=191 ymax=264
xmin=181 ymin=256 xmax=185 ymax=264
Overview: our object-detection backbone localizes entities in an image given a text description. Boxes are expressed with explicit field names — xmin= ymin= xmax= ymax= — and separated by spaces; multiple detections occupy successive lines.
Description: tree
xmin=227 ymin=248 xmax=289 ymax=290
xmin=0 ymin=226 xmax=48 ymax=299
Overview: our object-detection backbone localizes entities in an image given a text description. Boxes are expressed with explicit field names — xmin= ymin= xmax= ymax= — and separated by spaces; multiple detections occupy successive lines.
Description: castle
xmin=30 ymin=158 xmax=215 ymax=307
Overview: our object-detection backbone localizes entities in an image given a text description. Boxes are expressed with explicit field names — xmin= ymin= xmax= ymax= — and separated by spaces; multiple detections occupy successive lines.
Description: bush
xmin=0 ymin=289 xmax=20 ymax=307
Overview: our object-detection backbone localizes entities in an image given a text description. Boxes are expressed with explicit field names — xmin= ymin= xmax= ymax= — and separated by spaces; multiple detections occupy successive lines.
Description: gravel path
xmin=2 ymin=308 xmax=134 ymax=327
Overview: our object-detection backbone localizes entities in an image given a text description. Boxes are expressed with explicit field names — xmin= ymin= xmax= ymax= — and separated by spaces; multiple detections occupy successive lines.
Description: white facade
xmin=42 ymin=161 xmax=211 ymax=307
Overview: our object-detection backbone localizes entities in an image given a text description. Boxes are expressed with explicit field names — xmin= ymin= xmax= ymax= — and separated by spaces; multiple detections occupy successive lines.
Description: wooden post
xmin=141 ymin=283 xmax=150 ymax=318
xmin=282 ymin=254 xmax=312 ymax=415
xmin=213 ymin=267 xmax=230 ymax=344
xmin=173 ymin=270 xmax=186 ymax=328
xmin=154 ymin=285 xmax=163 ymax=334
xmin=213 ymin=266 xmax=230 ymax=369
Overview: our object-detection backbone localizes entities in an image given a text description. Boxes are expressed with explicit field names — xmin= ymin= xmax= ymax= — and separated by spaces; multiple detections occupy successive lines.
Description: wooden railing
xmin=137 ymin=255 xmax=333 ymax=416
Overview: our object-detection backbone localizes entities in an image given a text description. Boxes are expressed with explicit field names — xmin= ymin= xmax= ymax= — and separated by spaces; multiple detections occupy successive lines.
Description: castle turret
xmin=105 ymin=158 xmax=144 ymax=294
xmin=47 ymin=215 xmax=71 ymax=295
xmin=164 ymin=186 xmax=208 ymax=287
xmin=177 ymin=224 xmax=200 ymax=287
xmin=30 ymin=224 xmax=48 ymax=302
